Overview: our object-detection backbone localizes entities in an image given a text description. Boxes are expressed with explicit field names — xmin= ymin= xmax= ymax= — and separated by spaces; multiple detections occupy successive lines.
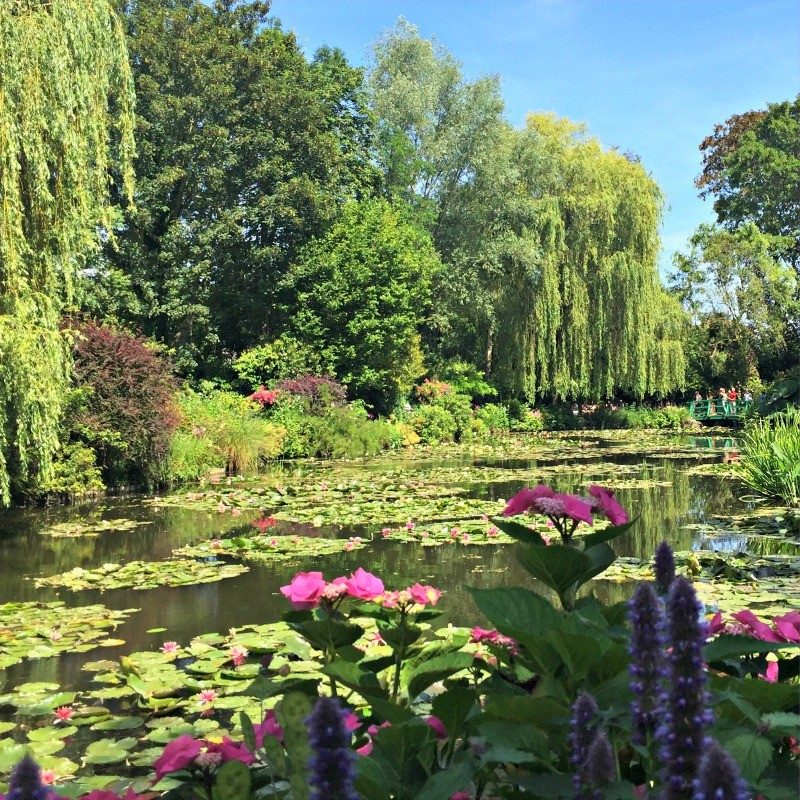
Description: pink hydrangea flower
xmin=555 ymin=493 xmax=594 ymax=525
xmin=194 ymin=750 xmax=223 ymax=769
xmin=380 ymin=591 xmax=400 ymax=609
xmin=160 ymin=641 xmax=179 ymax=655
xmin=761 ymin=660 xmax=779 ymax=682
xmin=502 ymin=485 xmax=555 ymax=516
xmin=154 ymin=734 xmax=204 ymax=779
xmin=355 ymin=740 xmax=373 ymax=756
xmin=587 ymin=484 xmax=630 ymax=525
xmin=280 ymin=571 xmax=326 ymax=609
xmin=53 ymin=706 xmax=74 ymax=723
xmin=229 ymin=644 xmax=249 ymax=667
xmin=344 ymin=712 xmax=361 ymax=732
xmin=773 ymin=610 xmax=800 ymax=642
xmin=731 ymin=610 xmax=781 ymax=642
xmin=344 ymin=568 xmax=384 ymax=601
xmin=322 ymin=580 xmax=348 ymax=601
xmin=206 ymin=737 xmax=254 ymax=765
xmin=408 ymin=583 xmax=442 ymax=606
xmin=450 ymin=792 xmax=471 ymax=800
xmin=253 ymin=710 xmax=284 ymax=747
xmin=425 ymin=716 xmax=447 ymax=739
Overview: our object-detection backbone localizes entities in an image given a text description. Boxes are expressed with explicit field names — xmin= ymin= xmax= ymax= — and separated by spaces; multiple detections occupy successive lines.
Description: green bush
xmin=232 ymin=335 xmax=326 ymax=391
xmin=736 ymin=408 xmax=800 ymax=506
xmin=170 ymin=389 xmax=285 ymax=481
xmin=305 ymin=406 xmax=399 ymax=459
xmin=409 ymin=404 xmax=458 ymax=444
xmin=34 ymin=443 xmax=105 ymax=502
xmin=432 ymin=392 xmax=473 ymax=440
xmin=437 ymin=359 xmax=497 ymax=401
xmin=474 ymin=403 xmax=510 ymax=432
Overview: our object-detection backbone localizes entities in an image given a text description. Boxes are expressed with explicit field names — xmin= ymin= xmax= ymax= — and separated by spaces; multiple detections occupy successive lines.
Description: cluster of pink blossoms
xmin=470 ymin=627 xmax=519 ymax=657
xmin=280 ymin=568 xmax=442 ymax=611
xmin=502 ymin=483 xmax=629 ymax=537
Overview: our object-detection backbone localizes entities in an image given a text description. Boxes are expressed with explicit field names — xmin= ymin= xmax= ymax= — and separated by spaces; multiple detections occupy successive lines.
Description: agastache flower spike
xmin=6 ymin=755 xmax=51 ymax=800
xmin=577 ymin=732 xmax=616 ymax=800
xmin=569 ymin=692 xmax=599 ymax=794
xmin=654 ymin=540 xmax=676 ymax=595
xmin=657 ymin=576 xmax=713 ymax=800
xmin=692 ymin=740 xmax=749 ymax=800
xmin=628 ymin=582 xmax=665 ymax=745
xmin=307 ymin=697 xmax=359 ymax=800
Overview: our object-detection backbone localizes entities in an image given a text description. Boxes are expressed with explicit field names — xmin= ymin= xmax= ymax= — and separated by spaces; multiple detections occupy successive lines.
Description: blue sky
xmin=271 ymin=0 xmax=798 ymax=272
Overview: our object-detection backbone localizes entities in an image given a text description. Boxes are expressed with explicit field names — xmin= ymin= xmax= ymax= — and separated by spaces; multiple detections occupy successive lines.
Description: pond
xmin=1 ymin=430 xmax=796 ymax=702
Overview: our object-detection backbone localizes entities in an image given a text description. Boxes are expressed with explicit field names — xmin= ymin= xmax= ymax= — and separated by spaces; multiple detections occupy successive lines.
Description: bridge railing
xmin=687 ymin=399 xmax=751 ymax=419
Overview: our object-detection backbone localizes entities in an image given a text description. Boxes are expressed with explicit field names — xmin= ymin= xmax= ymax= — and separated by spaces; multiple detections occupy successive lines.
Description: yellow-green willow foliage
xmin=0 ymin=0 xmax=135 ymax=504
xmin=450 ymin=114 xmax=686 ymax=400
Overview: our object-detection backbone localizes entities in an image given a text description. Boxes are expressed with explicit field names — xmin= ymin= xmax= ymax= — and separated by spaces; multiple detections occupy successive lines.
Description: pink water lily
xmin=53 ymin=706 xmax=73 ymax=723
xmin=197 ymin=689 xmax=217 ymax=706
xmin=344 ymin=568 xmax=384 ymax=601
xmin=160 ymin=641 xmax=179 ymax=655
xmin=154 ymin=734 xmax=203 ymax=779
xmin=229 ymin=644 xmax=249 ymax=667
xmin=588 ymin=484 xmax=630 ymax=525
xmin=40 ymin=770 xmax=56 ymax=786
xmin=280 ymin=571 xmax=326 ymax=609
xmin=502 ymin=485 xmax=555 ymax=516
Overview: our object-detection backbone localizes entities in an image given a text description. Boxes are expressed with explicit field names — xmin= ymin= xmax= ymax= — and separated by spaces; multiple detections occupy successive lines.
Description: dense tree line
xmin=5 ymin=0 xmax=791 ymax=503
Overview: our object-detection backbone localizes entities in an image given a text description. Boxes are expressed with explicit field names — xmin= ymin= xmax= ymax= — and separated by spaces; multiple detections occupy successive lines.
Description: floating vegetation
xmin=40 ymin=518 xmax=152 ymax=538
xmin=175 ymin=533 xmax=366 ymax=563
xmin=34 ymin=559 xmax=248 ymax=592
xmin=0 ymin=602 xmax=136 ymax=670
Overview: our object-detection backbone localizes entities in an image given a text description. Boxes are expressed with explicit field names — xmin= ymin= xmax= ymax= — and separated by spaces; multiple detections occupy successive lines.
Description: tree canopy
xmin=0 ymin=0 xmax=135 ymax=504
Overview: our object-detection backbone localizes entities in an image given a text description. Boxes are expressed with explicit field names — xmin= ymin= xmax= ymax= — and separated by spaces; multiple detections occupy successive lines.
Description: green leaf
xmin=83 ymin=737 xmax=134 ymax=765
xmin=290 ymin=618 xmax=365 ymax=651
xmin=406 ymin=652 xmax=473 ymax=700
xmin=239 ymin=711 xmax=256 ymax=756
xmin=468 ymin=586 xmax=559 ymax=643
xmin=704 ymin=635 xmax=800 ymax=662
xmin=430 ymin=687 xmax=478 ymax=740
xmin=416 ymin=761 xmax=474 ymax=800
xmin=515 ymin=543 xmax=593 ymax=604
xmin=724 ymin=733 xmax=773 ymax=782
xmin=212 ymin=758 xmax=252 ymax=800
xmin=761 ymin=712 xmax=800 ymax=735
xmin=321 ymin=661 xmax=388 ymax=700
xmin=581 ymin=520 xmax=635 ymax=549
xmin=492 ymin=517 xmax=548 ymax=545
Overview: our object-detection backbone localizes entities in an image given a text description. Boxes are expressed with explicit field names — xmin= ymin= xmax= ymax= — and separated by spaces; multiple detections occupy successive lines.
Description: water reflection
xmin=0 ymin=438 xmax=790 ymax=693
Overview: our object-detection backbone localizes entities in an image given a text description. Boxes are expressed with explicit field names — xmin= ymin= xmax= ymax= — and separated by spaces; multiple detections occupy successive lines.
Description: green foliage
xmin=736 ymin=409 xmax=800 ymax=506
xmin=408 ymin=405 xmax=458 ymax=444
xmin=437 ymin=360 xmax=498 ymax=401
xmin=98 ymin=0 xmax=378 ymax=375
xmin=32 ymin=443 xmax=105 ymax=503
xmin=474 ymin=404 xmax=510 ymax=433
xmin=539 ymin=404 xmax=693 ymax=431
xmin=0 ymin=0 xmax=135 ymax=505
xmin=232 ymin=336 xmax=327 ymax=391
xmin=285 ymin=199 xmax=439 ymax=413
xmin=170 ymin=389 xmax=285 ymax=481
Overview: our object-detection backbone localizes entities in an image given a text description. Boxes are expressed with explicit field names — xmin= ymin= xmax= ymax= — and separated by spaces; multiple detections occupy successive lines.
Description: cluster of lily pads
xmin=39 ymin=519 xmax=152 ymax=539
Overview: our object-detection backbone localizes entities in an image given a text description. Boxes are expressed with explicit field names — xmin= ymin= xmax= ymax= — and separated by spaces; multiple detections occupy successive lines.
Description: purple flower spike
xmin=307 ymin=697 xmax=359 ymax=800
xmin=570 ymin=693 xmax=600 ymax=795
xmin=584 ymin=732 xmax=616 ymax=786
xmin=657 ymin=576 xmax=713 ymax=800
xmin=7 ymin=756 xmax=50 ymax=800
xmin=654 ymin=541 xmax=676 ymax=595
xmin=628 ymin=582 xmax=665 ymax=745
xmin=692 ymin=740 xmax=749 ymax=800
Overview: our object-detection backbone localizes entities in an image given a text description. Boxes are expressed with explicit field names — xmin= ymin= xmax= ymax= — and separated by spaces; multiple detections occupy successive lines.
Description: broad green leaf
xmin=406 ymin=652 xmax=473 ymax=700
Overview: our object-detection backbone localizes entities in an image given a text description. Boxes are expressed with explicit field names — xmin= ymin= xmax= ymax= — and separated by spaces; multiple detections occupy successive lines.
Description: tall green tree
xmin=670 ymin=223 xmax=798 ymax=388
xmin=96 ymin=0 xmax=378 ymax=374
xmin=440 ymin=114 xmax=687 ymax=400
xmin=0 ymin=0 xmax=135 ymax=505
xmin=698 ymin=97 xmax=800 ymax=268
xmin=284 ymin=199 xmax=439 ymax=412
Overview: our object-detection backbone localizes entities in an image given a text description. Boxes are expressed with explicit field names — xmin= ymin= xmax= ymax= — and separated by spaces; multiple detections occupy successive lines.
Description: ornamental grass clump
xmin=657 ymin=576 xmax=713 ymax=800
xmin=628 ymin=582 xmax=665 ymax=745
xmin=307 ymin=697 xmax=359 ymax=800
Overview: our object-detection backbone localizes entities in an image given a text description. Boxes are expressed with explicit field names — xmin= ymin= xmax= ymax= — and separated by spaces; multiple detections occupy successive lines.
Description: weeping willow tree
xmin=0 ymin=0 xmax=135 ymax=504
xmin=443 ymin=114 xmax=686 ymax=400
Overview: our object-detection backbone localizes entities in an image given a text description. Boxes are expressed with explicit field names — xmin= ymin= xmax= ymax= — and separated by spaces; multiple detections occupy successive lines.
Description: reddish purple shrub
xmin=68 ymin=320 xmax=179 ymax=485
xmin=275 ymin=375 xmax=346 ymax=411
xmin=248 ymin=386 xmax=280 ymax=406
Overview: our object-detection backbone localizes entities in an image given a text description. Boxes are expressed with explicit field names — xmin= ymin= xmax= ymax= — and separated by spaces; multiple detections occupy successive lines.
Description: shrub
xmin=409 ymin=404 xmax=458 ymax=444
xmin=414 ymin=378 xmax=452 ymax=402
xmin=394 ymin=422 xmax=421 ymax=446
xmin=232 ymin=335 xmax=326 ymax=390
xmin=736 ymin=408 xmax=800 ymax=506
xmin=439 ymin=359 xmax=498 ymax=401
xmin=275 ymin=375 xmax=347 ymax=413
xmin=67 ymin=320 xmax=179 ymax=486
xmin=171 ymin=389 xmax=285 ymax=481
xmin=474 ymin=403 xmax=510 ymax=432
xmin=34 ymin=442 xmax=105 ymax=502
xmin=305 ymin=406 xmax=398 ymax=459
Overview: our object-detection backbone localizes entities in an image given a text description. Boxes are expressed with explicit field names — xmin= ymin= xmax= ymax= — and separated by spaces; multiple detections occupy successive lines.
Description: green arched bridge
xmin=687 ymin=399 xmax=752 ymax=423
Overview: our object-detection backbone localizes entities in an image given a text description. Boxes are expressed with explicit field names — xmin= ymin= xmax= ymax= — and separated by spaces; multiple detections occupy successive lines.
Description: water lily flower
xmin=53 ymin=706 xmax=74 ymax=723
xmin=40 ymin=770 xmax=56 ymax=786
xmin=486 ymin=525 xmax=499 ymax=537
xmin=160 ymin=641 xmax=179 ymax=655
xmin=502 ymin=485 xmax=555 ymax=516
xmin=216 ymin=503 xmax=227 ymax=514
xmin=197 ymin=689 xmax=217 ymax=706
xmin=230 ymin=508 xmax=241 ymax=517
xmin=252 ymin=516 xmax=278 ymax=532
xmin=210 ymin=539 xmax=222 ymax=549
xmin=229 ymin=644 xmax=248 ymax=667
xmin=49 ymin=629 xmax=62 ymax=642
xmin=587 ymin=484 xmax=630 ymax=525
xmin=408 ymin=583 xmax=442 ymax=606
xmin=154 ymin=734 xmax=203 ymax=780
xmin=344 ymin=568 xmax=384 ymax=601
xmin=280 ymin=571 xmax=326 ymax=609
xmin=381 ymin=527 xmax=392 ymax=538
xmin=405 ymin=520 xmax=416 ymax=530
xmin=460 ymin=533 xmax=471 ymax=544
